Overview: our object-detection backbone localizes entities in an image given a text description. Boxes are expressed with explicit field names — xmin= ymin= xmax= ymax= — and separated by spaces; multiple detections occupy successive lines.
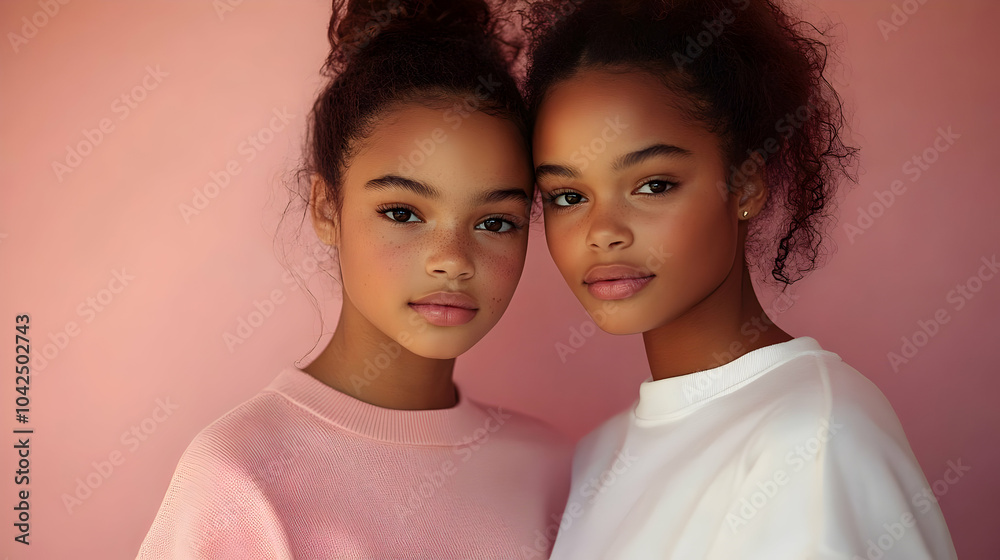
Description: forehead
xmin=346 ymin=103 xmax=531 ymax=194
xmin=532 ymin=68 xmax=719 ymax=163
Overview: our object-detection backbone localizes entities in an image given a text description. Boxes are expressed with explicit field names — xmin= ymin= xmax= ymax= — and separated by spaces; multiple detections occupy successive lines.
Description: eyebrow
xmin=534 ymin=143 xmax=693 ymax=180
xmin=365 ymin=175 xmax=439 ymax=198
xmin=478 ymin=188 xmax=531 ymax=206
xmin=366 ymin=174 xmax=530 ymax=206
xmin=612 ymin=143 xmax=693 ymax=171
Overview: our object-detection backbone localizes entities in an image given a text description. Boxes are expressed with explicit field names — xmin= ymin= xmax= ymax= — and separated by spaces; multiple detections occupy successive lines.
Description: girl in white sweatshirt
xmin=523 ymin=0 xmax=957 ymax=557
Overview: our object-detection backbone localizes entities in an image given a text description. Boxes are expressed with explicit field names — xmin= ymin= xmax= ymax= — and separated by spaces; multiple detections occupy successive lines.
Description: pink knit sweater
xmin=137 ymin=366 xmax=573 ymax=559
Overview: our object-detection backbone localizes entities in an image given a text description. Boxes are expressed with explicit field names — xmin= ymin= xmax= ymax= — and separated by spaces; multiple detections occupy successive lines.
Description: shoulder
xmin=137 ymin=390 xmax=304 ymax=558
xmin=739 ymin=349 xmax=940 ymax=518
xmin=156 ymin=385 xmax=314 ymax=501
xmin=164 ymin=390 xmax=307 ymax=481
xmin=747 ymin=349 xmax=911 ymax=454
xmin=722 ymin=350 xmax=956 ymax=557
xmin=156 ymin=383 xmax=322 ymax=506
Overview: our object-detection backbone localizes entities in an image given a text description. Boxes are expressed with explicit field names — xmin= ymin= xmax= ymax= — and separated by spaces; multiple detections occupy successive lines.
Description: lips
xmin=409 ymin=292 xmax=479 ymax=326
xmin=583 ymin=264 xmax=655 ymax=301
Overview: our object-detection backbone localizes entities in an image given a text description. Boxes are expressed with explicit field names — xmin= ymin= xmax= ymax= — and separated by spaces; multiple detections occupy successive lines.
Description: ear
xmin=309 ymin=174 xmax=339 ymax=246
xmin=735 ymin=169 xmax=768 ymax=221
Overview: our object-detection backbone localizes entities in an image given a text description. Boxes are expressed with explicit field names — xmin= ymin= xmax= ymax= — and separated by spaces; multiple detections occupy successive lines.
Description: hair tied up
xmin=327 ymin=0 xmax=407 ymax=69
xmin=326 ymin=0 xmax=495 ymax=75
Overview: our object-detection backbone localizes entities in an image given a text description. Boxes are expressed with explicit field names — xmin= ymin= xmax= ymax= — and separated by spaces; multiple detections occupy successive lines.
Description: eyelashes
xmin=374 ymin=204 xmax=525 ymax=234
xmin=543 ymin=191 xmax=585 ymax=207
xmin=635 ymin=179 xmax=677 ymax=195
xmin=475 ymin=214 xmax=522 ymax=234
xmin=377 ymin=204 xmax=421 ymax=223
xmin=542 ymin=178 xmax=679 ymax=208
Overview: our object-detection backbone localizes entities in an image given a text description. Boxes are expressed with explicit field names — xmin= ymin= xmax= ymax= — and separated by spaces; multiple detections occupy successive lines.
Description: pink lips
xmin=583 ymin=264 xmax=655 ymax=301
xmin=409 ymin=292 xmax=479 ymax=326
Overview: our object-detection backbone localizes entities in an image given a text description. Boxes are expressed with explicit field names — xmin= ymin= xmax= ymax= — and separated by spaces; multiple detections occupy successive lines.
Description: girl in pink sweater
xmin=137 ymin=0 xmax=571 ymax=558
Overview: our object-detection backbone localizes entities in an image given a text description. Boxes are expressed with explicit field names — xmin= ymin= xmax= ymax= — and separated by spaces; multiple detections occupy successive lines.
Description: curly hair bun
xmin=326 ymin=0 xmax=498 ymax=73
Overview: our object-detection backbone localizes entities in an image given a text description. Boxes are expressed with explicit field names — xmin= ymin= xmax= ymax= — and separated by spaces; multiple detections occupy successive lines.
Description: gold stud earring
xmin=742 ymin=210 xmax=749 ymax=218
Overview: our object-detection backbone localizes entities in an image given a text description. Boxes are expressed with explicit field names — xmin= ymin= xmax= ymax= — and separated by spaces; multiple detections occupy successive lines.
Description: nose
xmin=426 ymin=226 xmax=475 ymax=280
xmin=585 ymin=201 xmax=633 ymax=251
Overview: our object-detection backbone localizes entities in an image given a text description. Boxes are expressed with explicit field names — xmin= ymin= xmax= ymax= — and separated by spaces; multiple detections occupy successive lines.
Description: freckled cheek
xmin=369 ymin=239 xmax=409 ymax=274
xmin=342 ymin=227 xmax=414 ymax=289
xmin=478 ymin=244 xmax=525 ymax=305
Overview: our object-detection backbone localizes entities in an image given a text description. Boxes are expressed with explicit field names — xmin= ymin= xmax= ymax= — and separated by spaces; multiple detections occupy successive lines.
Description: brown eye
xmin=380 ymin=208 xmax=420 ymax=223
xmin=552 ymin=192 xmax=585 ymax=206
xmin=476 ymin=217 xmax=515 ymax=233
xmin=636 ymin=180 xmax=676 ymax=194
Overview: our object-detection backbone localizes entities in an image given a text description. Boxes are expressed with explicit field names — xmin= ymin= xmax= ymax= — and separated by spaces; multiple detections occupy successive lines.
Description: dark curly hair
xmin=522 ymin=0 xmax=858 ymax=285
xmin=305 ymin=0 xmax=527 ymax=218
xmin=274 ymin=0 xmax=530 ymax=340
xmin=277 ymin=0 xmax=528 ymax=294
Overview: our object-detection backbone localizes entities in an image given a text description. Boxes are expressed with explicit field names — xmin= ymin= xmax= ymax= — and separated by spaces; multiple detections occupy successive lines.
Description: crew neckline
xmin=634 ymin=336 xmax=831 ymax=421
xmin=265 ymin=366 xmax=491 ymax=446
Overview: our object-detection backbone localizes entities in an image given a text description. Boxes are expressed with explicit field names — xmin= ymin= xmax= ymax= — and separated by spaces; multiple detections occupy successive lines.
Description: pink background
xmin=2 ymin=1 xmax=997 ymax=558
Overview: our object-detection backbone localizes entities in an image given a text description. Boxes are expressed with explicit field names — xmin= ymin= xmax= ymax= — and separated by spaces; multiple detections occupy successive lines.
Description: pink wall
xmin=1 ymin=1 xmax=996 ymax=557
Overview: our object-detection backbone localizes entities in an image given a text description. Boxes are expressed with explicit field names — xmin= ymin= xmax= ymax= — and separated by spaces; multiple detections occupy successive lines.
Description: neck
xmin=303 ymin=296 xmax=458 ymax=410
xmin=642 ymin=259 xmax=793 ymax=381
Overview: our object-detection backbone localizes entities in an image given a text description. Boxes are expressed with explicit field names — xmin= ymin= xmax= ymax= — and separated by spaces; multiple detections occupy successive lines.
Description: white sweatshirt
xmin=549 ymin=337 xmax=956 ymax=560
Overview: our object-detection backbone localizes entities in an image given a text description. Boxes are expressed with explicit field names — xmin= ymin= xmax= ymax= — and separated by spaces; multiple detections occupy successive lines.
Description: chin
xmin=574 ymin=293 xmax=653 ymax=336
xmin=589 ymin=318 xmax=646 ymax=336
xmin=404 ymin=333 xmax=478 ymax=360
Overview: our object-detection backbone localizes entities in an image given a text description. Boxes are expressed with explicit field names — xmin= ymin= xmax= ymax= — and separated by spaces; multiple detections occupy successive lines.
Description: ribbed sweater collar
xmin=266 ymin=366 xmax=491 ymax=446
xmin=634 ymin=336 xmax=830 ymax=421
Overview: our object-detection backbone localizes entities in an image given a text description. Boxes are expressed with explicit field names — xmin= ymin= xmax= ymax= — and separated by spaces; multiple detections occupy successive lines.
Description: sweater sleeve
xmin=707 ymin=357 xmax=957 ymax=560
xmin=136 ymin=433 xmax=294 ymax=560
xmin=808 ymin=366 xmax=957 ymax=560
